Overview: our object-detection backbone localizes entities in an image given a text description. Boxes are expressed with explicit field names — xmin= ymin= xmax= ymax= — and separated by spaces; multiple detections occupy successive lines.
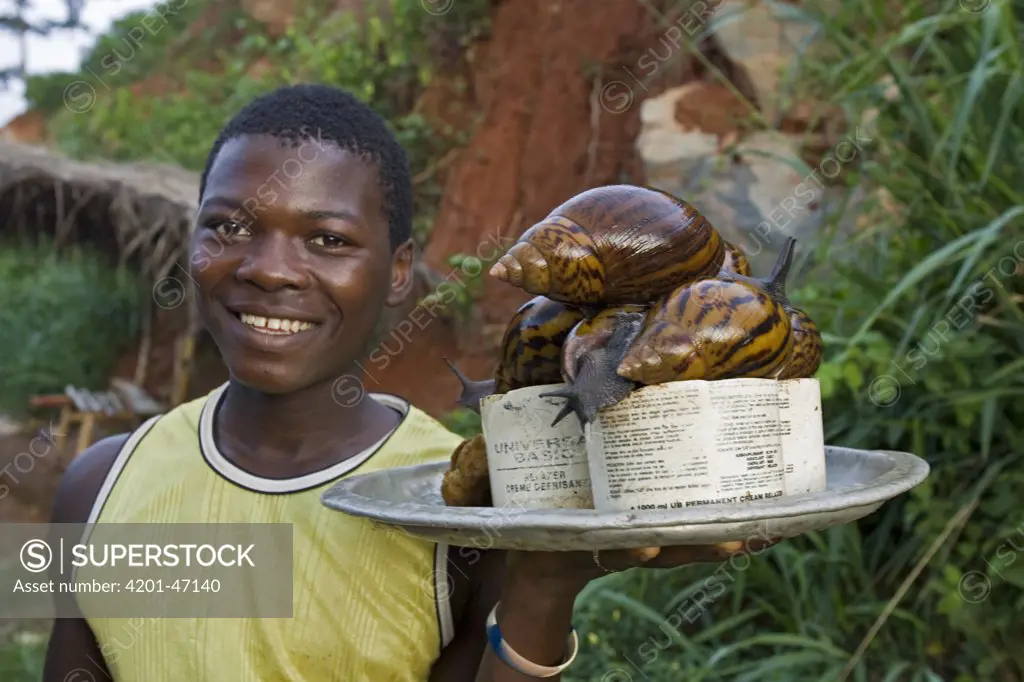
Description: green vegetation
xmin=23 ymin=1 xmax=206 ymax=112
xmin=0 ymin=239 xmax=141 ymax=417
xmin=440 ymin=406 xmax=483 ymax=439
xmin=0 ymin=629 xmax=48 ymax=682
xmin=422 ymin=251 xmax=503 ymax=323
xmin=26 ymin=0 xmax=490 ymax=248
xmin=565 ymin=1 xmax=1024 ymax=680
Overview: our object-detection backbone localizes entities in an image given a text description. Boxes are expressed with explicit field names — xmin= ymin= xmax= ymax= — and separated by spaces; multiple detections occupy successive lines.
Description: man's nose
xmin=235 ymin=232 xmax=311 ymax=292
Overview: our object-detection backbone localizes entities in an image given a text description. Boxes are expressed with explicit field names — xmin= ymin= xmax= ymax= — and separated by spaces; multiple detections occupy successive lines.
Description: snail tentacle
xmin=765 ymin=236 xmax=797 ymax=303
xmin=444 ymin=358 xmax=497 ymax=413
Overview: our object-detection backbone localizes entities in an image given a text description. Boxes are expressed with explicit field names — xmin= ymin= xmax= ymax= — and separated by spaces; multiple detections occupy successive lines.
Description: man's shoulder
xmin=49 ymin=387 xmax=222 ymax=524
xmin=384 ymin=397 xmax=468 ymax=465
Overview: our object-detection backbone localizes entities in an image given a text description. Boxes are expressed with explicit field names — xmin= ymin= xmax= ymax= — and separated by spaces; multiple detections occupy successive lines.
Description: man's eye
xmin=212 ymin=221 xmax=251 ymax=239
xmin=311 ymin=234 xmax=348 ymax=248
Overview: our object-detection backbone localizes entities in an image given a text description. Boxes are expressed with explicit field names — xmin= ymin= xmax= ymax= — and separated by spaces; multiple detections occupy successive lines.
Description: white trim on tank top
xmin=198 ymin=381 xmax=411 ymax=494
xmin=199 ymin=381 xmax=457 ymax=648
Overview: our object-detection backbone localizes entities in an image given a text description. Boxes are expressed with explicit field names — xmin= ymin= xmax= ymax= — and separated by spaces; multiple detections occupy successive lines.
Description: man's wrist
xmin=502 ymin=564 xmax=582 ymax=612
xmin=504 ymin=551 xmax=594 ymax=597
xmin=488 ymin=560 xmax=582 ymax=671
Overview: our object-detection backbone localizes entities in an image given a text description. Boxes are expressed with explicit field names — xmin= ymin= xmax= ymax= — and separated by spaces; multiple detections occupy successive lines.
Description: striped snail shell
xmin=774 ymin=307 xmax=823 ymax=379
xmin=720 ymin=241 xmax=752 ymax=277
xmin=495 ymin=296 xmax=586 ymax=391
xmin=716 ymin=239 xmax=821 ymax=380
xmin=616 ymin=238 xmax=798 ymax=386
xmin=489 ymin=185 xmax=725 ymax=306
xmin=445 ymin=296 xmax=585 ymax=412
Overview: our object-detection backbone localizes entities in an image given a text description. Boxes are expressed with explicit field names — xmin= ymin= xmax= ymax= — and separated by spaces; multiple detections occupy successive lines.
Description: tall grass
xmin=568 ymin=1 xmax=1024 ymax=680
xmin=0 ymin=239 xmax=142 ymax=416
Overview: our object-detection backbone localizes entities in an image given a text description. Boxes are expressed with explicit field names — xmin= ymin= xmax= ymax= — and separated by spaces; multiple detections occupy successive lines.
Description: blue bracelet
xmin=485 ymin=601 xmax=579 ymax=677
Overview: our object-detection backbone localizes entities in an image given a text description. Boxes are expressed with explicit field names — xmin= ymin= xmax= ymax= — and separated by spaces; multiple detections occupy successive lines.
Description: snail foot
xmin=443 ymin=357 xmax=497 ymax=413
xmin=540 ymin=359 xmax=632 ymax=427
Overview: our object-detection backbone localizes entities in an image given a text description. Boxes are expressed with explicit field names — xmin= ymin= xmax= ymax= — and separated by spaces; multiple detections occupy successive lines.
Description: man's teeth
xmin=238 ymin=313 xmax=314 ymax=334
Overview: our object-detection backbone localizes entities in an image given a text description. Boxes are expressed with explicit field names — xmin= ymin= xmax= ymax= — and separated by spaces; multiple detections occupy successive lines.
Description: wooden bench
xmin=29 ymin=378 xmax=168 ymax=456
xmin=27 ymin=331 xmax=196 ymax=457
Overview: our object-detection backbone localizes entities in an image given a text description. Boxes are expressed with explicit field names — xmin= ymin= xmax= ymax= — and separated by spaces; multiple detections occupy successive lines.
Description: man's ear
xmin=387 ymin=239 xmax=416 ymax=307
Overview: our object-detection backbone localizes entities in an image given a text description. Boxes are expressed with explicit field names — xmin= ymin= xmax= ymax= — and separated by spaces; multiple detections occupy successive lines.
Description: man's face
xmin=189 ymin=134 xmax=413 ymax=394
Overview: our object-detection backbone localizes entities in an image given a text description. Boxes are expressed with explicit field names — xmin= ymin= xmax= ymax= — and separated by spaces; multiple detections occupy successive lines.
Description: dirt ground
xmin=0 ymin=432 xmax=64 ymax=523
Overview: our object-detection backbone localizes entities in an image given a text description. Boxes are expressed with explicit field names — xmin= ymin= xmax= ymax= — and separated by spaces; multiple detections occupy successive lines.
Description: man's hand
xmin=505 ymin=537 xmax=780 ymax=592
xmin=475 ymin=537 xmax=782 ymax=681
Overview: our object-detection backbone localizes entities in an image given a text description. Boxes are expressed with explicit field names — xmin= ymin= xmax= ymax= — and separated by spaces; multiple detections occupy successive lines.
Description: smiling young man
xmin=42 ymin=84 xmax=773 ymax=682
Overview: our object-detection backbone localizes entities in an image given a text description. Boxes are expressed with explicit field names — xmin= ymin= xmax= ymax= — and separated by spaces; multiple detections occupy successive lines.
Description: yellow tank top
xmin=77 ymin=382 xmax=464 ymax=682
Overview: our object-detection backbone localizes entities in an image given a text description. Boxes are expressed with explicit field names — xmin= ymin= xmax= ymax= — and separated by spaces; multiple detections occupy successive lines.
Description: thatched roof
xmin=0 ymin=139 xmax=198 ymax=284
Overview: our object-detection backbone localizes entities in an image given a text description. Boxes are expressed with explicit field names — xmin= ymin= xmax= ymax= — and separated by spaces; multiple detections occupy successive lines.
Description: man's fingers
xmin=594 ymin=536 xmax=785 ymax=572
xmin=643 ymin=544 xmax=728 ymax=567
xmin=624 ymin=546 xmax=661 ymax=563
xmin=716 ymin=540 xmax=745 ymax=555
xmin=747 ymin=536 xmax=782 ymax=552
xmin=642 ymin=537 xmax=783 ymax=568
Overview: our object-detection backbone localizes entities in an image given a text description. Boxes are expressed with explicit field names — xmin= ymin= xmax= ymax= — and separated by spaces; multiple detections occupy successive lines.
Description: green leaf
xmin=843 ymin=362 xmax=864 ymax=392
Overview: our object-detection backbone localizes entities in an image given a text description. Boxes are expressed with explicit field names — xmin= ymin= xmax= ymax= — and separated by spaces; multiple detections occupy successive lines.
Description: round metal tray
xmin=320 ymin=446 xmax=929 ymax=551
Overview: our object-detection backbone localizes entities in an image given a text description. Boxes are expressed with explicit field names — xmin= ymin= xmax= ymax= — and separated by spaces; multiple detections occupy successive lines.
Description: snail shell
xmin=489 ymin=185 xmax=725 ymax=306
xmin=440 ymin=434 xmax=491 ymax=507
xmin=616 ymin=240 xmax=797 ymax=385
xmin=495 ymin=295 xmax=586 ymax=392
xmin=720 ymin=241 xmax=752 ymax=277
xmin=718 ymin=238 xmax=821 ymax=380
xmin=774 ymin=307 xmax=823 ymax=379
xmin=444 ymin=296 xmax=584 ymax=411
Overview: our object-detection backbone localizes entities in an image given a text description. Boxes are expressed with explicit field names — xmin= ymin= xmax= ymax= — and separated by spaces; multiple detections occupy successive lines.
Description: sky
xmin=0 ymin=0 xmax=160 ymax=126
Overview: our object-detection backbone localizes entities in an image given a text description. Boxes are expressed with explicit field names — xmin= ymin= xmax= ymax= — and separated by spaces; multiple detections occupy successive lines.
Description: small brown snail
xmin=441 ymin=434 xmax=491 ymax=507
xmin=720 ymin=241 xmax=752 ymax=276
xmin=540 ymin=309 xmax=649 ymax=427
xmin=489 ymin=185 xmax=725 ymax=306
xmin=616 ymin=237 xmax=798 ymax=386
xmin=445 ymin=295 xmax=585 ymax=412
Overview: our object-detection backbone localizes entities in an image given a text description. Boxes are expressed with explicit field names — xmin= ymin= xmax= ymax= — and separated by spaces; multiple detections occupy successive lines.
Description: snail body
xmin=561 ymin=304 xmax=650 ymax=383
xmin=616 ymin=238 xmax=798 ymax=386
xmin=540 ymin=309 xmax=648 ymax=427
xmin=489 ymin=185 xmax=725 ymax=306
xmin=446 ymin=295 xmax=585 ymax=411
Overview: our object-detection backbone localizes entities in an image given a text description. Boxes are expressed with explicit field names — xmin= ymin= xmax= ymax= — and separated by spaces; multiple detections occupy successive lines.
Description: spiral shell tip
xmin=489 ymin=262 xmax=508 ymax=281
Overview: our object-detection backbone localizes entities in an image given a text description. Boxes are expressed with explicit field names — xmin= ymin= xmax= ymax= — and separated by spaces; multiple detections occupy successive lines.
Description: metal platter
xmin=321 ymin=446 xmax=930 ymax=551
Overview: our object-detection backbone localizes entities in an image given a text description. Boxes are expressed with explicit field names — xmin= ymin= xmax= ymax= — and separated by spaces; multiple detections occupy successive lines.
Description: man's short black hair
xmin=199 ymin=83 xmax=413 ymax=251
